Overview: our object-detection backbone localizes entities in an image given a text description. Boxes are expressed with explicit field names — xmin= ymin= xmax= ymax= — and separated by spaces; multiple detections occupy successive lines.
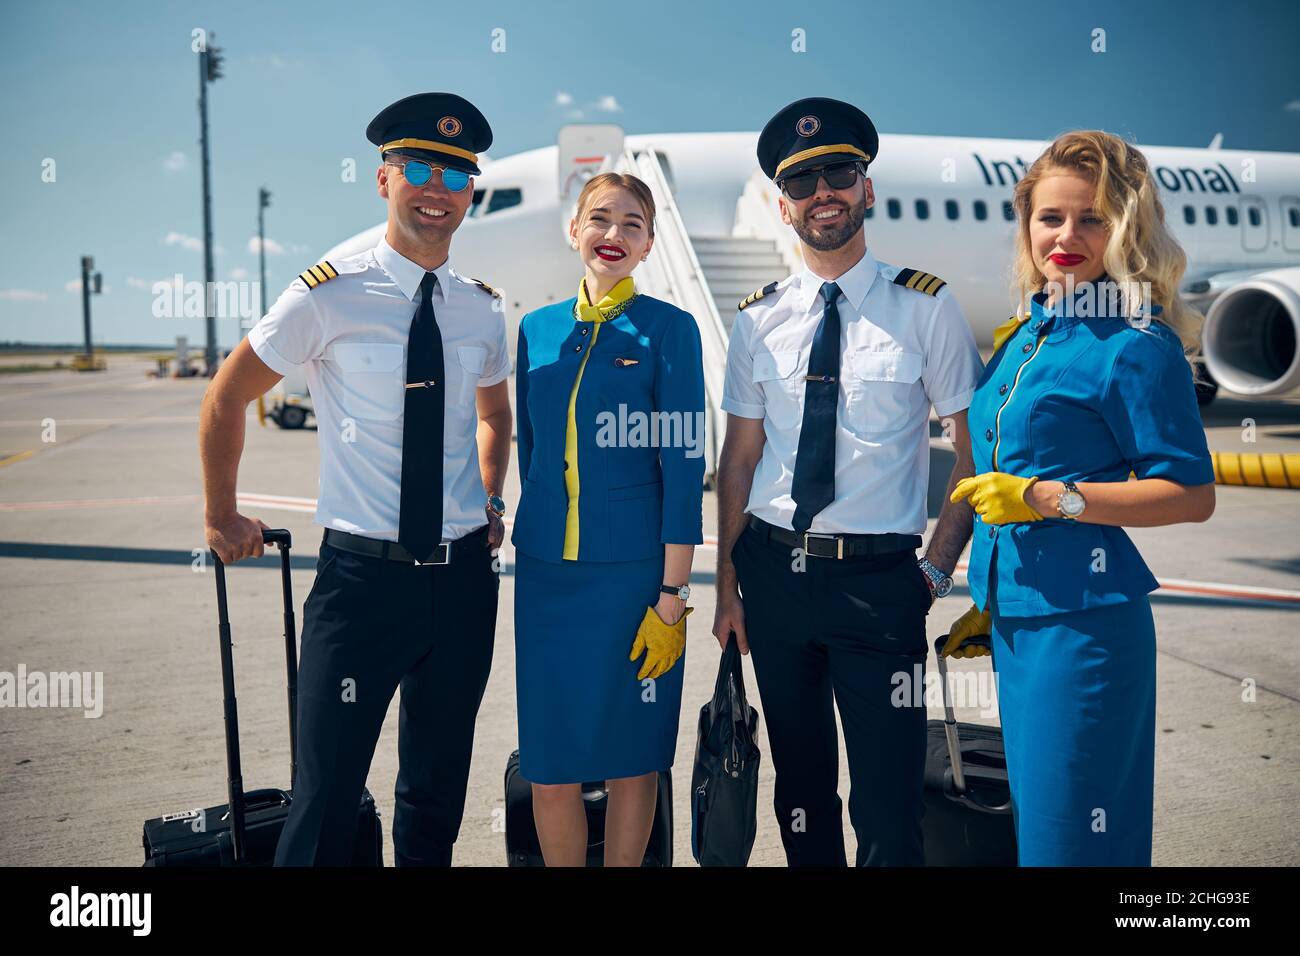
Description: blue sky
xmin=2 ymin=0 xmax=1298 ymax=345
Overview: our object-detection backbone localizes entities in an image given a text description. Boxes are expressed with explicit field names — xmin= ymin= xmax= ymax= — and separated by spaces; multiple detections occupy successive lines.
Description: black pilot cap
xmin=366 ymin=92 xmax=492 ymax=176
xmin=757 ymin=96 xmax=879 ymax=182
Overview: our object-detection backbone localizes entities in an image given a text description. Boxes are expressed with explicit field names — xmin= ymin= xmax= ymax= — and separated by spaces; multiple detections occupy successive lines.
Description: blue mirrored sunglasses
xmin=390 ymin=158 xmax=471 ymax=192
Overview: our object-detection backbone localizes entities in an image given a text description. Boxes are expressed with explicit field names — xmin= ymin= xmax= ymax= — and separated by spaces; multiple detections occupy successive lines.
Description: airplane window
xmin=973 ymin=200 xmax=988 ymax=221
xmin=486 ymin=188 xmax=522 ymax=214
xmin=1002 ymin=200 xmax=1015 ymax=221
xmin=1205 ymin=206 xmax=1218 ymax=226
xmin=1248 ymin=207 xmax=1261 ymax=227
xmin=1226 ymin=206 xmax=1239 ymax=226
xmin=1290 ymin=207 xmax=1300 ymax=228
xmin=945 ymin=199 xmax=959 ymax=221
xmin=915 ymin=199 xmax=930 ymax=220
xmin=887 ymin=199 xmax=901 ymax=219
xmin=1184 ymin=205 xmax=1195 ymax=225
xmin=468 ymin=189 xmax=486 ymax=218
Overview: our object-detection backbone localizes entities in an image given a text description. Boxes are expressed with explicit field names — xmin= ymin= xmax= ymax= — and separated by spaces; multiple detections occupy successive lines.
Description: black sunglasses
xmin=778 ymin=161 xmax=864 ymax=201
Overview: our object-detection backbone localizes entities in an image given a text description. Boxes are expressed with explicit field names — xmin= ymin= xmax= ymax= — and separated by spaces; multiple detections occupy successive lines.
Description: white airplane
xmin=264 ymin=127 xmax=1300 ymax=432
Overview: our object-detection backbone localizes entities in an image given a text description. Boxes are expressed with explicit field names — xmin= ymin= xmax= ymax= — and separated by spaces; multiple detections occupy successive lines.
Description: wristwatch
xmin=660 ymin=583 xmax=690 ymax=601
xmin=486 ymin=494 xmax=506 ymax=517
xmin=1055 ymin=481 xmax=1086 ymax=520
xmin=918 ymin=558 xmax=954 ymax=599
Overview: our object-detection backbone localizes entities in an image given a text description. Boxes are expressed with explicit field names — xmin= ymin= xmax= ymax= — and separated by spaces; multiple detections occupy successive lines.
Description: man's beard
xmin=792 ymin=197 xmax=866 ymax=251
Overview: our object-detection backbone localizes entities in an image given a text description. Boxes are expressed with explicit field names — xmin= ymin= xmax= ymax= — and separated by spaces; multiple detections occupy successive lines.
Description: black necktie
xmin=398 ymin=271 xmax=445 ymax=562
xmin=790 ymin=281 xmax=841 ymax=535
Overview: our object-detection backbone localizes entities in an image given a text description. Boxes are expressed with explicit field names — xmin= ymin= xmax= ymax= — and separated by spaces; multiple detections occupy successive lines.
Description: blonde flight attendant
xmin=945 ymin=131 xmax=1216 ymax=865
xmin=511 ymin=173 xmax=706 ymax=866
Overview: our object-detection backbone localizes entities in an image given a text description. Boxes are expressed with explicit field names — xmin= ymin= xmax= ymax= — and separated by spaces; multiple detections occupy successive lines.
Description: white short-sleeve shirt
xmin=247 ymin=236 xmax=510 ymax=542
xmin=721 ymin=248 xmax=983 ymax=535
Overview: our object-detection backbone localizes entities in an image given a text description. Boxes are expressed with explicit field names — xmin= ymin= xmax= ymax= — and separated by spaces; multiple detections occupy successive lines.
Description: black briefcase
xmin=922 ymin=635 xmax=1017 ymax=866
xmin=503 ymin=751 xmax=672 ymax=866
xmin=690 ymin=632 xmax=760 ymax=866
xmin=141 ymin=529 xmax=383 ymax=866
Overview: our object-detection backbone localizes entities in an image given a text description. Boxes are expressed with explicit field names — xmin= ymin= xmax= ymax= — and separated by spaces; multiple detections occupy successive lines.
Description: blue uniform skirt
xmin=513 ymin=548 xmax=683 ymax=785
xmin=990 ymin=593 xmax=1157 ymax=866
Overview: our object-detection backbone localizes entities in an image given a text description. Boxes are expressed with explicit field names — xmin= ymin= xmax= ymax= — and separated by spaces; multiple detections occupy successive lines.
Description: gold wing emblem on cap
xmin=892 ymin=268 xmax=947 ymax=296
xmin=297 ymin=261 xmax=339 ymax=290
xmin=738 ymin=281 xmax=779 ymax=311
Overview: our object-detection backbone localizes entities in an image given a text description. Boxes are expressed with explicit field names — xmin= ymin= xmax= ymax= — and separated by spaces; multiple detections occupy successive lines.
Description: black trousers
xmin=731 ymin=520 xmax=931 ymax=866
xmin=273 ymin=526 xmax=499 ymax=866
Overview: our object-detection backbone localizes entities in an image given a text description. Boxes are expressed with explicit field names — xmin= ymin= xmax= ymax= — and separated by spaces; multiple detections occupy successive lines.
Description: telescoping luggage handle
xmin=933 ymin=633 xmax=990 ymax=795
xmin=211 ymin=528 xmax=297 ymax=864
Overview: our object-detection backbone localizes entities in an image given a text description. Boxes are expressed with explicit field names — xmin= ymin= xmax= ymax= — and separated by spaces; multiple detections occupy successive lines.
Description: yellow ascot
xmin=576 ymin=276 xmax=635 ymax=323
xmin=992 ymin=313 xmax=1030 ymax=353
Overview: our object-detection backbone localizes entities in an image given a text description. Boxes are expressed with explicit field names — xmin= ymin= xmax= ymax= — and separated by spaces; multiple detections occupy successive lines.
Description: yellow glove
xmin=630 ymin=606 xmax=693 ymax=680
xmin=941 ymin=604 xmax=992 ymax=659
xmin=951 ymin=472 xmax=1043 ymax=525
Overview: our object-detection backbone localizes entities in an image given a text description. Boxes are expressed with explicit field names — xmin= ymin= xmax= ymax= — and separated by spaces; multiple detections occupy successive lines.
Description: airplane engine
xmin=1202 ymin=266 xmax=1300 ymax=398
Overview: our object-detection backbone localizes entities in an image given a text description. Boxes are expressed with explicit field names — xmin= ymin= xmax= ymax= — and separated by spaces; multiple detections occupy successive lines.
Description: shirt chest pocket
xmin=452 ymin=345 xmax=487 ymax=404
xmin=844 ymin=350 xmax=923 ymax=437
xmin=333 ymin=342 xmax=405 ymax=422
xmin=752 ymin=348 xmax=804 ymax=430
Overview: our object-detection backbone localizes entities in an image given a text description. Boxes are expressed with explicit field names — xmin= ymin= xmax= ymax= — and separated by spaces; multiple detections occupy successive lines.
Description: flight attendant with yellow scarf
xmin=511 ymin=173 xmax=706 ymax=866
xmin=945 ymin=131 xmax=1216 ymax=865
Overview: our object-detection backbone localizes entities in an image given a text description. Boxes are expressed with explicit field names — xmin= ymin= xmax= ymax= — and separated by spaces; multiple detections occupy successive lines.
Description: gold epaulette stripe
xmin=738 ymin=280 xmax=778 ymax=311
xmin=472 ymin=277 xmax=502 ymax=298
xmin=894 ymin=268 xmax=946 ymax=296
xmin=298 ymin=261 xmax=339 ymax=289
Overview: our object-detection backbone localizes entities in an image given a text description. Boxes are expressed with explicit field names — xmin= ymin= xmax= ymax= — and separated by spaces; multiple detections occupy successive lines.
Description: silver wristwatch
xmin=660 ymin=584 xmax=690 ymax=601
xmin=918 ymin=558 xmax=953 ymax=599
xmin=1056 ymin=481 xmax=1086 ymax=520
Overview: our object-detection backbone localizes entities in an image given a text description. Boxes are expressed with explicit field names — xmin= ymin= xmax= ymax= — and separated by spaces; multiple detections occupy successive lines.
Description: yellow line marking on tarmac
xmin=0 ymin=450 xmax=34 ymax=468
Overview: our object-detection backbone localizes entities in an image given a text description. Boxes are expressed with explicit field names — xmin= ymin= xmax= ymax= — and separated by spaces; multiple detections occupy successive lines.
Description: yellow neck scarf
xmin=576 ymin=276 xmax=636 ymax=323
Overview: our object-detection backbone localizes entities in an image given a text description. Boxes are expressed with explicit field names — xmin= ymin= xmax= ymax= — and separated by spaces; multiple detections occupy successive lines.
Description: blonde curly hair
xmin=1011 ymin=130 xmax=1201 ymax=353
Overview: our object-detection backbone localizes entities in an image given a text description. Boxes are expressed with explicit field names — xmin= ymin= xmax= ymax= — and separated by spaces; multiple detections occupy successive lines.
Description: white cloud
xmin=0 ymin=289 xmax=47 ymax=301
xmin=554 ymin=91 xmax=573 ymax=106
xmin=163 ymin=151 xmax=188 ymax=173
xmin=1285 ymin=100 xmax=1300 ymax=112
xmin=248 ymin=236 xmax=285 ymax=255
xmin=228 ymin=267 xmax=250 ymax=280
xmin=593 ymin=95 xmax=622 ymax=114
xmin=163 ymin=231 xmax=203 ymax=252
xmin=65 ymin=279 xmax=111 ymax=294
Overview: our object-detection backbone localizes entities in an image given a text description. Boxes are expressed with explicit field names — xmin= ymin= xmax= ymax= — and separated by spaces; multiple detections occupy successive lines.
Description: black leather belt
xmin=747 ymin=516 xmax=921 ymax=560
xmin=322 ymin=525 xmax=487 ymax=566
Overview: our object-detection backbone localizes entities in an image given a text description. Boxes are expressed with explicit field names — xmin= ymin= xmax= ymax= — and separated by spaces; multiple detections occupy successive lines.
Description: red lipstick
xmin=1050 ymin=253 xmax=1086 ymax=266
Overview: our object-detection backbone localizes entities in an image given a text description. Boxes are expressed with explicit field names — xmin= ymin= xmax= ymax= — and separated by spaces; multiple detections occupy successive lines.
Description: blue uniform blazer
xmin=512 ymin=293 xmax=706 ymax=563
xmin=967 ymin=289 xmax=1214 ymax=617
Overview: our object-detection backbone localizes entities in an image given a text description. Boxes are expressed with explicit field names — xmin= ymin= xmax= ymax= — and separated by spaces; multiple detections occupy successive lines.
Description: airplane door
xmin=1281 ymin=197 xmax=1300 ymax=254
xmin=1239 ymin=196 xmax=1269 ymax=252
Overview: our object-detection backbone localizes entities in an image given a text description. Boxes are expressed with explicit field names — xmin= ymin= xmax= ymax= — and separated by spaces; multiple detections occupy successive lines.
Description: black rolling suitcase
xmin=142 ymin=529 xmax=383 ymax=866
xmin=922 ymin=634 xmax=1018 ymax=866
xmin=503 ymin=750 xmax=673 ymax=866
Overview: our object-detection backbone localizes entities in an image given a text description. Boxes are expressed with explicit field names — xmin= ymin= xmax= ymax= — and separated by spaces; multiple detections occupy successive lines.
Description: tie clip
xmin=405 ymin=380 xmax=437 ymax=389
xmin=614 ymin=357 xmax=639 ymax=367
xmin=805 ymin=374 xmax=836 ymax=383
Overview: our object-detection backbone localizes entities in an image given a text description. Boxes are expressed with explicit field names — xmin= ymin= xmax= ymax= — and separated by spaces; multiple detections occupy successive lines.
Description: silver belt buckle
xmin=802 ymin=531 xmax=843 ymax=560
xmin=414 ymin=542 xmax=451 ymax=566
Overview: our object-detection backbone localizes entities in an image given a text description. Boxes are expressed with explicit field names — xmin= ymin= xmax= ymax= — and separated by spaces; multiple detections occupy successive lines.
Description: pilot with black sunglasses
xmin=201 ymin=92 xmax=511 ymax=866
xmin=714 ymin=97 xmax=984 ymax=866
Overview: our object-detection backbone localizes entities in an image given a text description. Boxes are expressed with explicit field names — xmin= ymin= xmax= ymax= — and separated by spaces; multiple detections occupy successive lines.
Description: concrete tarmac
xmin=0 ymin=355 xmax=1296 ymax=866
